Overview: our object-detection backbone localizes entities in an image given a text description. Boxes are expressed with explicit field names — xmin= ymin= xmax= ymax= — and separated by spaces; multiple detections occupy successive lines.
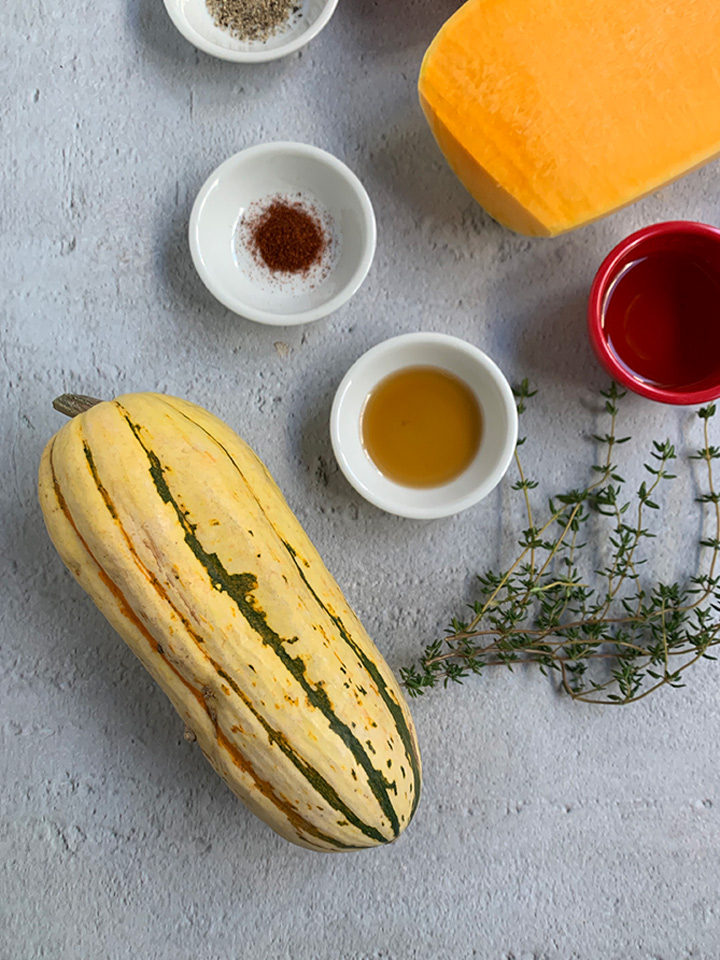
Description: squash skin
xmin=38 ymin=393 xmax=421 ymax=852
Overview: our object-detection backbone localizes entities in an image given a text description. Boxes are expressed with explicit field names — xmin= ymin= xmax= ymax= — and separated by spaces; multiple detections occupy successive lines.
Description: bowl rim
xmin=330 ymin=332 xmax=519 ymax=520
xmin=188 ymin=141 xmax=377 ymax=326
xmin=587 ymin=220 xmax=720 ymax=406
xmin=162 ymin=0 xmax=340 ymax=63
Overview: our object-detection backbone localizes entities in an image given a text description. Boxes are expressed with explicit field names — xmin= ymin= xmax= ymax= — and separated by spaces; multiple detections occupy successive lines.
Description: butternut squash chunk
xmin=420 ymin=0 xmax=720 ymax=236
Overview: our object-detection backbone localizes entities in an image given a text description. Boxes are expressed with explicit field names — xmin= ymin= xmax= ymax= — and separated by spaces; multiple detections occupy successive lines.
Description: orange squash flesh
xmin=419 ymin=0 xmax=720 ymax=236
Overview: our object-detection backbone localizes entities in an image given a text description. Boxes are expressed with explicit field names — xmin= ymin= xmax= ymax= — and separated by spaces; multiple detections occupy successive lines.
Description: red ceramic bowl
xmin=588 ymin=221 xmax=720 ymax=405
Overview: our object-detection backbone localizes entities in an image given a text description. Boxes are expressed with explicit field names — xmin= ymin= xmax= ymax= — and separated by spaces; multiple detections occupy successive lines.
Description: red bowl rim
xmin=587 ymin=220 xmax=720 ymax=406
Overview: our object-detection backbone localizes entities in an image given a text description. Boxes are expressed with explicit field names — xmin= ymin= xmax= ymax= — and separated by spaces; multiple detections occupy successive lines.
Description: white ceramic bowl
xmin=331 ymin=333 xmax=519 ymax=519
xmin=163 ymin=0 xmax=338 ymax=63
xmin=189 ymin=142 xmax=377 ymax=326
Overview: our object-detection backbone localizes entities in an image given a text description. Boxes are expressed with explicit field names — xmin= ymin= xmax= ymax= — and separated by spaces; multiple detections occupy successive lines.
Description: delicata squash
xmin=38 ymin=393 xmax=421 ymax=852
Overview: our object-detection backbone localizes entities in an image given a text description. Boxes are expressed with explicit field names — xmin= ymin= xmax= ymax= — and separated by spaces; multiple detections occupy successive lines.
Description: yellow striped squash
xmin=38 ymin=393 xmax=421 ymax=852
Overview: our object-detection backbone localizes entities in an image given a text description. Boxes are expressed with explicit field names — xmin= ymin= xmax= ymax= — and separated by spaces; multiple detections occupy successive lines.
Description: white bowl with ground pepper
xmin=189 ymin=142 xmax=377 ymax=325
xmin=163 ymin=0 xmax=338 ymax=62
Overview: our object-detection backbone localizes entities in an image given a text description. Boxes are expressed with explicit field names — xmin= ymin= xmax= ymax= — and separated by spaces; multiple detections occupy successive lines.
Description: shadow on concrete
xmin=343 ymin=0 xmax=462 ymax=51
xmin=514 ymin=289 xmax=601 ymax=391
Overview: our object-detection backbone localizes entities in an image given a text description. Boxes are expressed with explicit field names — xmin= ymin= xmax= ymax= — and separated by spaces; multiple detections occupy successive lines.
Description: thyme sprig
xmin=401 ymin=384 xmax=720 ymax=704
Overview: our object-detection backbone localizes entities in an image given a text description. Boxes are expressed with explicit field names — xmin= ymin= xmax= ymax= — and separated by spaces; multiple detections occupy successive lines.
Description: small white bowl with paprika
xmin=331 ymin=334 xmax=519 ymax=520
xmin=189 ymin=142 xmax=377 ymax=326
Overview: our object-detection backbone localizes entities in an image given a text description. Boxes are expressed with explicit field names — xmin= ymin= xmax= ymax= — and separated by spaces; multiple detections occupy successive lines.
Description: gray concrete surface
xmin=3 ymin=2 xmax=720 ymax=958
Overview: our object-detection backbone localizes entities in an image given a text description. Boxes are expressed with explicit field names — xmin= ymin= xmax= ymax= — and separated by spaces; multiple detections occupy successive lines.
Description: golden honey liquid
xmin=361 ymin=366 xmax=483 ymax=488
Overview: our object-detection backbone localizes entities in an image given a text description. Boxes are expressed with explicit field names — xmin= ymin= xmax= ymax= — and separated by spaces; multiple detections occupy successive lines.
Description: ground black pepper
xmin=247 ymin=198 xmax=327 ymax=275
xmin=206 ymin=0 xmax=301 ymax=43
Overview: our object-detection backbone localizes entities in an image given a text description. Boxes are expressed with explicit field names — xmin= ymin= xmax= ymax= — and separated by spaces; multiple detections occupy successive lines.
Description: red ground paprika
xmin=248 ymin=197 xmax=326 ymax=275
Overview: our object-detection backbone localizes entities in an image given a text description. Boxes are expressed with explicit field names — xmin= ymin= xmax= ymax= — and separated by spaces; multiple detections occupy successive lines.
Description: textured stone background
xmin=3 ymin=2 xmax=720 ymax=958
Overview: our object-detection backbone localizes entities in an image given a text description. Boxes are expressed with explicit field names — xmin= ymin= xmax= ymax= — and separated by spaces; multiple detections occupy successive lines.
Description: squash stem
xmin=53 ymin=394 xmax=103 ymax=418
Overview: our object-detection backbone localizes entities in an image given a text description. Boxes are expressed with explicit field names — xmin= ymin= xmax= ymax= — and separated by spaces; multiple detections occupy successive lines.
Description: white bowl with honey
xmin=330 ymin=333 xmax=518 ymax=519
